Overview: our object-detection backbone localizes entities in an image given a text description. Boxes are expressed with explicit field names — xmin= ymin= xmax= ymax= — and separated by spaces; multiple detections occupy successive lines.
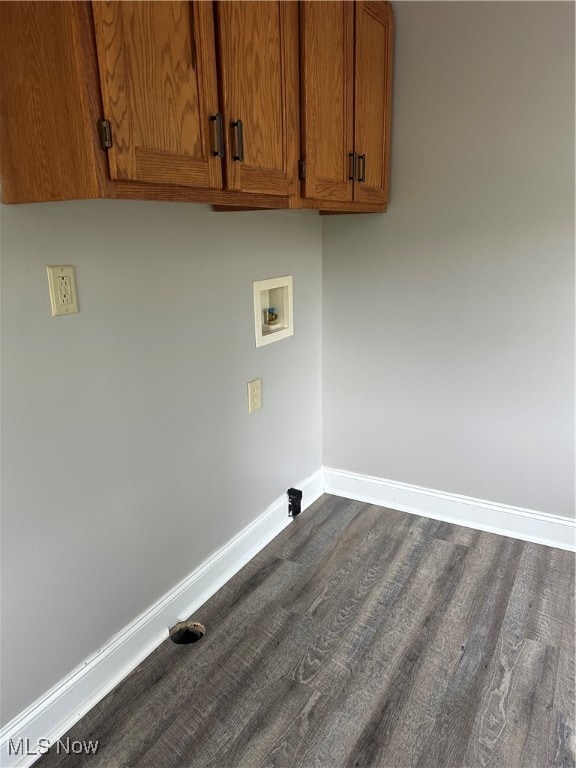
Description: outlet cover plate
xmin=47 ymin=265 xmax=79 ymax=316
xmin=247 ymin=378 xmax=262 ymax=413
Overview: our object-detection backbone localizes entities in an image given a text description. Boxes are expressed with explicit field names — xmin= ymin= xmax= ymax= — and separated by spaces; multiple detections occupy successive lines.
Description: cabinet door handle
xmin=358 ymin=153 xmax=366 ymax=183
xmin=348 ymin=151 xmax=357 ymax=181
xmin=231 ymin=119 xmax=244 ymax=162
xmin=210 ymin=113 xmax=224 ymax=158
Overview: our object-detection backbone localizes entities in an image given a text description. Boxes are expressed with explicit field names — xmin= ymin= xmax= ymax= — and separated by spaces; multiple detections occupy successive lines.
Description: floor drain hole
xmin=169 ymin=621 xmax=206 ymax=645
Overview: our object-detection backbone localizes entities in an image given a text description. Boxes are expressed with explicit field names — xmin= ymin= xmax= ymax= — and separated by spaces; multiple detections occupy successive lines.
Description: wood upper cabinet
xmin=299 ymin=0 xmax=393 ymax=209
xmin=0 ymin=0 xmax=392 ymax=211
xmin=299 ymin=2 xmax=354 ymax=203
xmin=0 ymin=1 xmax=108 ymax=203
xmin=92 ymin=1 xmax=222 ymax=190
xmin=354 ymin=1 xmax=393 ymax=205
xmin=92 ymin=0 xmax=298 ymax=197
xmin=215 ymin=1 xmax=299 ymax=196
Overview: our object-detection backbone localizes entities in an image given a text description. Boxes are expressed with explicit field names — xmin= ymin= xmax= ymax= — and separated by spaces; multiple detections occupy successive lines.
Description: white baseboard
xmin=0 ymin=469 xmax=324 ymax=768
xmin=2 ymin=465 xmax=572 ymax=767
xmin=323 ymin=467 xmax=576 ymax=552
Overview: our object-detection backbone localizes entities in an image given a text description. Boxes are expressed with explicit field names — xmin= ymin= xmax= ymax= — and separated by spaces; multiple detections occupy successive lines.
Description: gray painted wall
xmin=323 ymin=2 xmax=574 ymax=517
xmin=1 ymin=0 xmax=574 ymax=732
xmin=0 ymin=201 xmax=322 ymax=724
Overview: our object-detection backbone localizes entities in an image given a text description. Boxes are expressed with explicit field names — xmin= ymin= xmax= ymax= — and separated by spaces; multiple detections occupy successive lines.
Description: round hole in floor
xmin=169 ymin=621 xmax=206 ymax=645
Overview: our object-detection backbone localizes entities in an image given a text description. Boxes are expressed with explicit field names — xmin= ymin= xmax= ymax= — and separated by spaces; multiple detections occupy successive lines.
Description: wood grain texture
xmin=215 ymin=1 xmax=299 ymax=196
xmin=36 ymin=496 xmax=574 ymax=768
xmin=298 ymin=0 xmax=393 ymax=212
xmin=0 ymin=2 xmax=107 ymax=203
xmin=299 ymin=1 xmax=354 ymax=203
xmin=0 ymin=0 xmax=391 ymax=213
xmin=92 ymin=1 xmax=222 ymax=189
xmin=547 ymin=565 xmax=575 ymax=768
xmin=113 ymin=181 xmax=290 ymax=209
xmin=354 ymin=0 xmax=393 ymax=205
xmin=300 ymin=197 xmax=386 ymax=213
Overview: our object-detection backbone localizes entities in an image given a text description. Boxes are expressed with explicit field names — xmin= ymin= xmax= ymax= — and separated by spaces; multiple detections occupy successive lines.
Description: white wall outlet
xmin=47 ymin=265 xmax=79 ymax=316
xmin=247 ymin=378 xmax=262 ymax=414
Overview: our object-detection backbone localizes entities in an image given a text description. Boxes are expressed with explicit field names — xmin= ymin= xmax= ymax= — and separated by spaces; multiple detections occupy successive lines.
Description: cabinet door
xmin=299 ymin=1 xmax=354 ymax=203
xmin=354 ymin=1 xmax=393 ymax=205
xmin=0 ymin=2 xmax=107 ymax=203
xmin=92 ymin=1 xmax=222 ymax=189
xmin=215 ymin=1 xmax=298 ymax=196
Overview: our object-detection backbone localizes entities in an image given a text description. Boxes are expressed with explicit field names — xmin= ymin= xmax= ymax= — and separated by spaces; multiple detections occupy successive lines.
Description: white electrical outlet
xmin=47 ymin=265 xmax=79 ymax=316
xmin=247 ymin=378 xmax=262 ymax=413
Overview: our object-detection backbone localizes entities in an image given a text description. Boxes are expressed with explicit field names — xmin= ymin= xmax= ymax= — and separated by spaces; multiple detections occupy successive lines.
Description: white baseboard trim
xmin=2 ymin=465 xmax=571 ymax=767
xmin=0 ymin=469 xmax=324 ymax=768
xmin=323 ymin=467 xmax=576 ymax=552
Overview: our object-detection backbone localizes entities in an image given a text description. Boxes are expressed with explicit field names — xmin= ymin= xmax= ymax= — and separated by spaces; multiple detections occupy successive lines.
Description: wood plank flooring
xmin=36 ymin=495 xmax=575 ymax=768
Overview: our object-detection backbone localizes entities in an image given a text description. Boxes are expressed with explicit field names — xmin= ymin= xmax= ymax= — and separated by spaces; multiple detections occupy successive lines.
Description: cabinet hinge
xmin=98 ymin=119 xmax=113 ymax=150
xmin=298 ymin=159 xmax=306 ymax=181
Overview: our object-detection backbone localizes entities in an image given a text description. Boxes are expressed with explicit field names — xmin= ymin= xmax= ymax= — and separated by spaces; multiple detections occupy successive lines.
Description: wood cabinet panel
xmin=215 ymin=1 xmax=298 ymax=195
xmin=300 ymin=2 xmax=354 ymax=202
xmin=92 ymin=1 xmax=222 ymax=189
xmin=0 ymin=2 xmax=107 ymax=203
xmin=354 ymin=1 xmax=393 ymax=205
xmin=0 ymin=0 xmax=392 ymax=212
xmin=299 ymin=0 xmax=393 ymax=211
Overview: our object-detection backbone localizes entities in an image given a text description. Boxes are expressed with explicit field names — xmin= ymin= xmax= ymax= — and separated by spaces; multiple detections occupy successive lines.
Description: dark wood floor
xmin=37 ymin=495 xmax=575 ymax=768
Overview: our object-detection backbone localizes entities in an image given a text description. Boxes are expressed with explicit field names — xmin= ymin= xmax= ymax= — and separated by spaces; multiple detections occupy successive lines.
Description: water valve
xmin=287 ymin=487 xmax=303 ymax=517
